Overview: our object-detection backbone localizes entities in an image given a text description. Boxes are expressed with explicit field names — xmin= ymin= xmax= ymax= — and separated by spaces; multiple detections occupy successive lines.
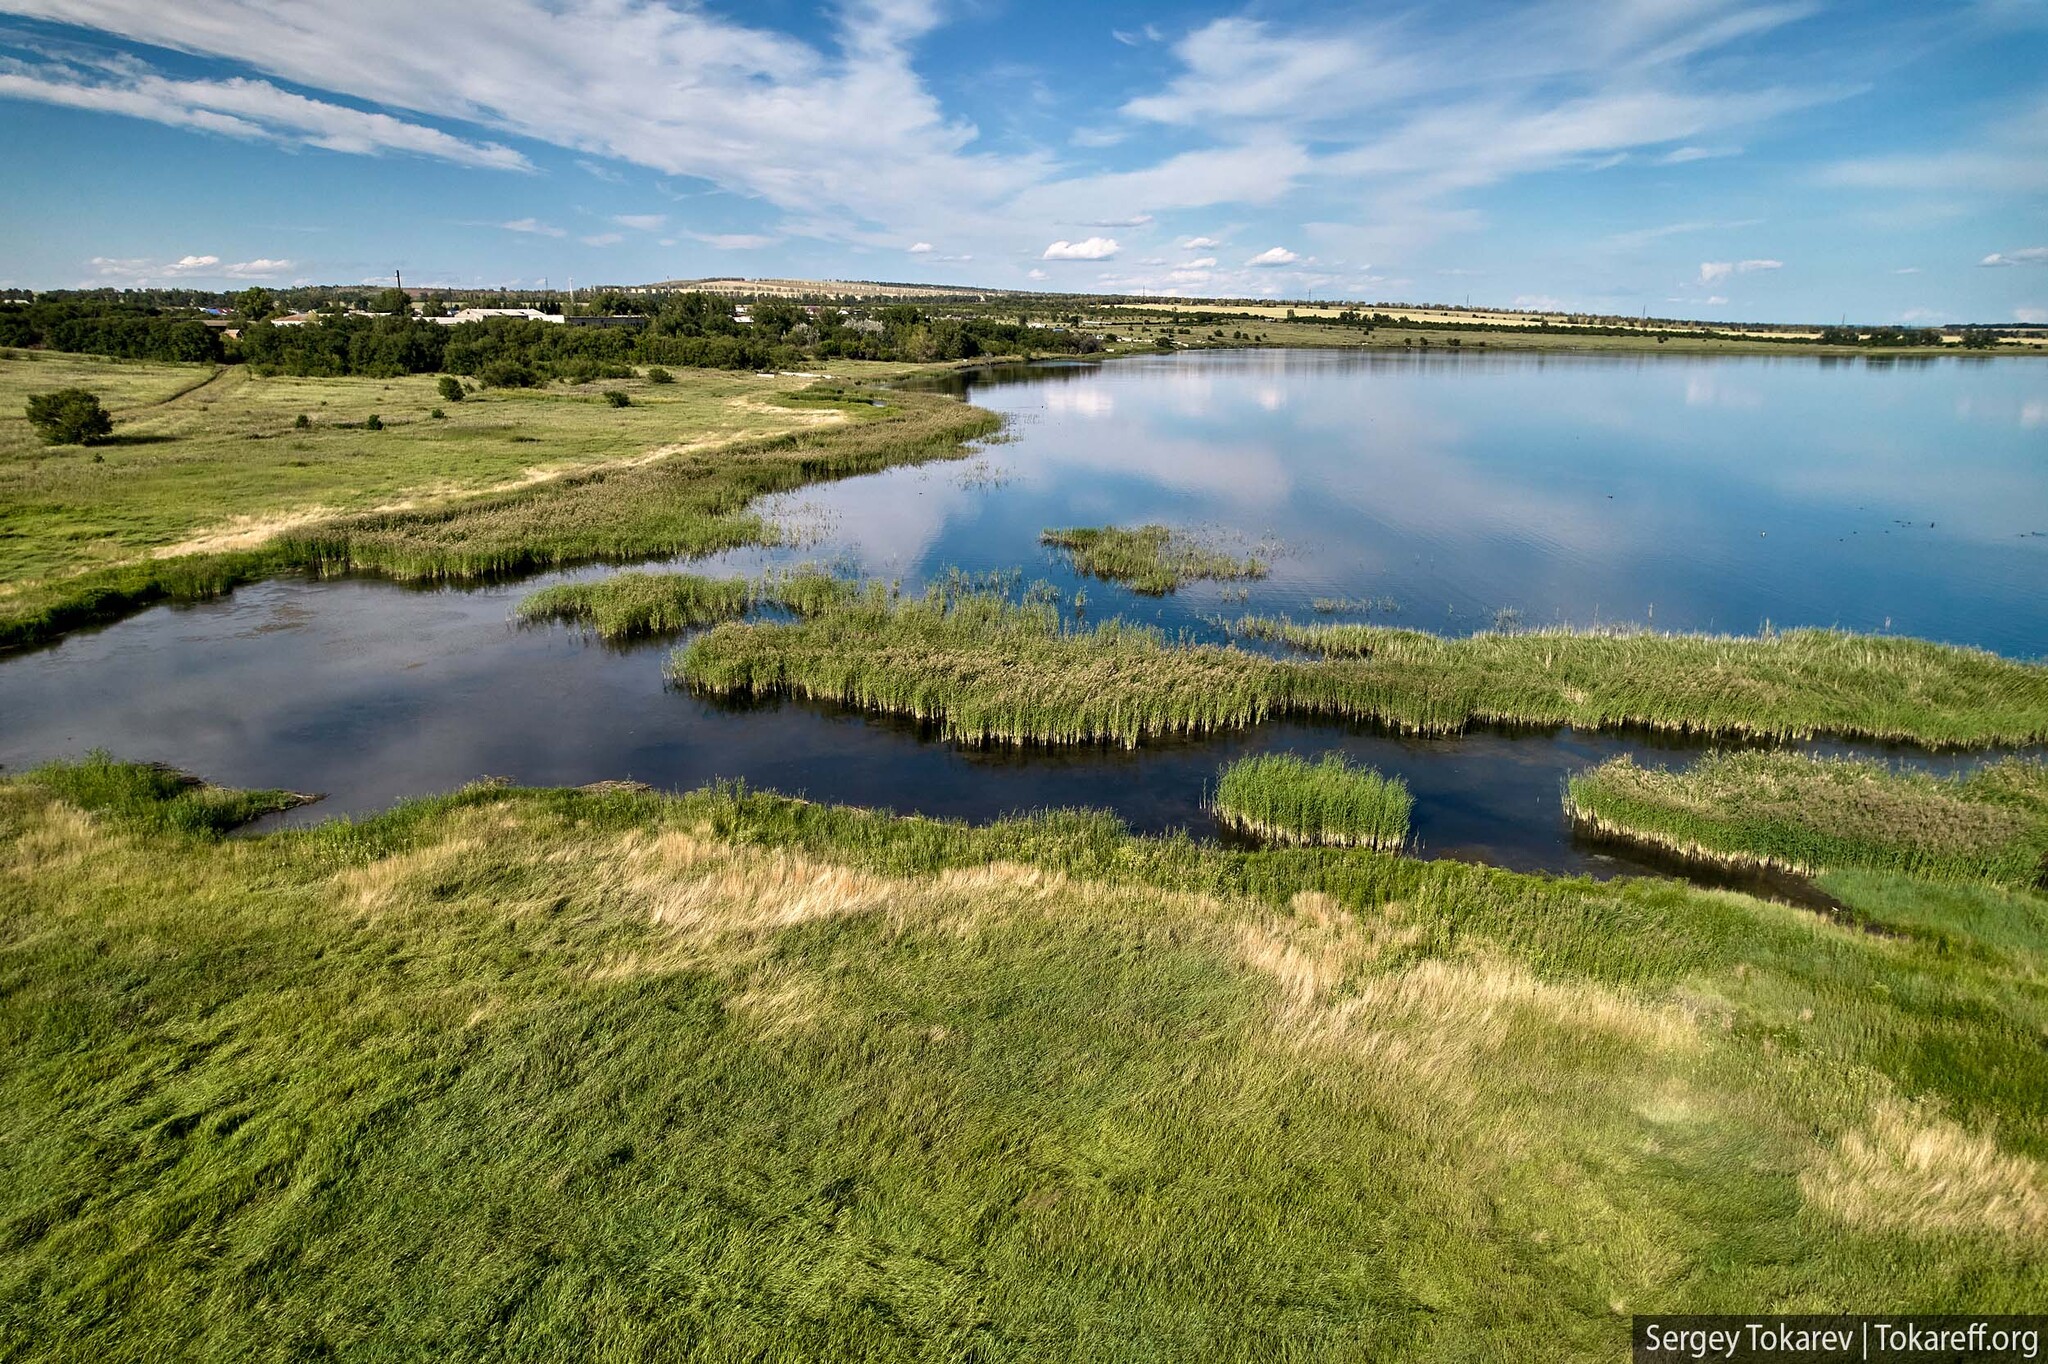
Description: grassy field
xmin=1211 ymin=752 xmax=1412 ymax=849
xmin=1567 ymin=751 xmax=2048 ymax=889
xmin=3 ymin=757 xmax=2044 ymax=1359
xmin=675 ymin=591 xmax=2048 ymax=749
xmin=0 ymin=357 xmax=998 ymax=650
xmin=1040 ymin=525 xmax=1266 ymax=595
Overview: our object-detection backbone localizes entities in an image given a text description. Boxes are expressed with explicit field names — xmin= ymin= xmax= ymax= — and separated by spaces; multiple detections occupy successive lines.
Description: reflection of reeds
xmin=676 ymin=592 xmax=2048 ymax=749
xmin=1041 ymin=524 xmax=1266 ymax=595
xmin=1212 ymin=753 xmax=1412 ymax=850
xmin=1565 ymin=751 xmax=2048 ymax=887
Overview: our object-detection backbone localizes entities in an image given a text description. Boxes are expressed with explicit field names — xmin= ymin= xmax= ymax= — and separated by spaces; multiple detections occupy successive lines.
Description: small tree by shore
xmin=26 ymin=389 xmax=113 ymax=446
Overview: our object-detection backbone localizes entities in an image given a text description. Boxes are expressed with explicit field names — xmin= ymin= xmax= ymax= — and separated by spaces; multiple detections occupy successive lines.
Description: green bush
xmin=437 ymin=375 xmax=465 ymax=402
xmin=604 ymin=390 xmax=631 ymax=408
xmin=645 ymin=366 xmax=675 ymax=384
xmin=364 ymin=414 xmax=384 ymax=431
xmin=293 ymin=413 xmax=310 ymax=429
xmin=25 ymin=388 xmax=113 ymax=446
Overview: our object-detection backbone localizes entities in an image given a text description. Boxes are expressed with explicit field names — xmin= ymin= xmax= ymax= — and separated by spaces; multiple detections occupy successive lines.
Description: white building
xmin=432 ymin=308 xmax=565 ymax=326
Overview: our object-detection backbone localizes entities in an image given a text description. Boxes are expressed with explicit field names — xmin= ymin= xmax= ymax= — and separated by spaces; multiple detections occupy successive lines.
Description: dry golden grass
xmin=1805 ymin=1100 xmax=2048 ymax=1242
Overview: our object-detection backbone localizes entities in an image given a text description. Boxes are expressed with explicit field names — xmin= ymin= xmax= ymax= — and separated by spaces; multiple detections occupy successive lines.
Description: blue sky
xmin=0 ymin=0 xmax=2043 ymax=323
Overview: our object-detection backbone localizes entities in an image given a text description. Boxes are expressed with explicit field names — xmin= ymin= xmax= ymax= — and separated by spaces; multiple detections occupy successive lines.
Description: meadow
xmin=3 ymin=755 xmax=2044 ymax=1360
xmin=1210 ymin=752 xmax=1412 ymax=849
xmin=674 ymin=589 xmax=2048 ymax=749
xmin=1566 ymin=751 xmax=2048 ymax=889
xmin=1039 ymin=525 xmax=1266 ymax=595
xmin=0 ymin=354 xmax=997 ymax=649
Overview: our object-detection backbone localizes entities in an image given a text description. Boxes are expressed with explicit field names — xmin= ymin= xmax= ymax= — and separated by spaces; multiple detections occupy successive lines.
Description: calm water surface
xmin=4 ymin=349 xmax=2042 ymax=880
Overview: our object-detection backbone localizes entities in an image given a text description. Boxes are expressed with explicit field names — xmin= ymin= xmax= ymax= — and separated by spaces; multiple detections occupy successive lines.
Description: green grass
xmin=1040 ymin=525 xmax=1266 ymax=595
xmin=1566 ymin=751 xmax=2048 ymax=889
xmin=4 ymin=758 xmax=2046 ymax=1359
xmin=0 ymin=359 xmax=997 ymax=650
xmin=673 ymin=592 xmax=2048 ymax=749
xmin=517 ymin=572 xmax=757 ymax=641
xmin=1211 ymin=752 xmax=1412 ymax=849
xmin=517 ymin=569 xmax=858 ymax=641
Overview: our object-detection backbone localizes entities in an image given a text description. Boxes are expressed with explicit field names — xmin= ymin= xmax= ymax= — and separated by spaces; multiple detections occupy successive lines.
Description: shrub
xmin=479 ymin=360 xmax=541 ymax=389
xmin=364 ymin=414 xmax=384 ymax=431
xmin=430 ymin=407 xmax=446 ymax=419
xmin=25 ymin=388 xmax=113 ymax=446
xmin=645 ymin=366 xmax=675 ymax=384
xmin=604 ymin=390 xmax=631 ymax=408
xmin=437 ymin=375 xmax=465 ymax=402
xmin=293 ymin=414 xmax=310 ymax=429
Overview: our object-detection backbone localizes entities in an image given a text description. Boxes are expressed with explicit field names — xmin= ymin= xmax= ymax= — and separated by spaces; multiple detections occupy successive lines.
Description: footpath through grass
xmin=1039 ymin=524 xmax=1266 ymax=595
xmin=673 ymin=590 xmax=2048 ymax=749
xmin=1567 ymin=751 xmax=2048 ymax=888
xmin=0 ymin=356 xmax=997 ymax=649
xmin=4 ymin=756 xmax=2046 ymax=1359
xmin=1211 ymin=752 xmax=1412 ymax=849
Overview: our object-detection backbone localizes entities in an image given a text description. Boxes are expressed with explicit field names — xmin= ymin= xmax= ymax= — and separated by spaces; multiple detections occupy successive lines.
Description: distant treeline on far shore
xmin=0 ymin=288 xmax=1106 ymax=383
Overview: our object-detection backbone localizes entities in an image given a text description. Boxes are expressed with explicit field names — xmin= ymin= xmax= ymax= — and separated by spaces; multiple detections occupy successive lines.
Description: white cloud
xmin=1043 ymin=236 xmax=1119 ymax=260
xmin=87 ymin=252 xmax=293 ymax=283
xmin=1512 ymin=294 xmax=1565 ymax=310
xmin=1981 ymin=247 xmax=2048 ymax=266
xmin=612 ymin=213 xmax=667 ymax=231
xmin=1068 ymin=126 xmax=1124 ymax=148
xmin=1892 ymin=266 xmax=1923 ymax=275
xmin=576 ymin=158 xmax=623 ymax=181
xmin=1656 ymin=144 xmax=1740 ymax=164
xmin=1247 ymin=246 xmax=1299 ymax=267
xmin=0 ymin=61 xmax=531 ymax=170
xmin=579 ymin=232 xmax=624 ymax=246
xmin=1179 ymin=257 xmax=1217 ymax=269
xmin=2015 ymin=307 xmax=2047 ymax=324
xmin=1075 ymin=214 xmax=1152 ymax=227
xmin=1698 ymin=258 xmax=1781 ymax=284
xmin=1181 ymin=236 xmax=1220 ymax=249
xmin=502 ymin=218 xmax=566 ymax=237
xmin=1027 ymin=268 xmax=1048 ymax=280
xmin=689 ymin=231 xmax=777 ymax=250
xmin=907 ymin=241 xmax=934 ymax=253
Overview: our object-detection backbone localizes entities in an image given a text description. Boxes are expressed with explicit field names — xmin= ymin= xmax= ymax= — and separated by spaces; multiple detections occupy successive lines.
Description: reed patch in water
xmin=674 ymin=593 xmax=2048 ymax=749
xmin=1041 ymin=524 xmax=1266 ymax=594
xmin=1565 ymin=750 xmax=2048 ymax=887
xmin=1212 ymin=752 xmax=1412 ymax=849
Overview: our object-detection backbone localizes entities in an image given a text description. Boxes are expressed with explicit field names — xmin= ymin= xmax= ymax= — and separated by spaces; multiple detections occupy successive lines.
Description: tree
xmin=372 ymin=288 xmax=411 ymax=317
xmin=26 ymin=389 xmax=113 ymax=445
xmin=437 ymin=375 xmax=465 ymax=402
xmin=233 ymin=287 xmax=277 ymax=321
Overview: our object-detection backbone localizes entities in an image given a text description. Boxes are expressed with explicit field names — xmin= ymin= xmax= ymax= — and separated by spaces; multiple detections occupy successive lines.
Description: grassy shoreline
xmin=0 ymin=380 xmax=996 ymax=651
xmin=1566 ymin=751 xmax=2048 ymax=888
xmin=4 ymin=757 xmax=2045 ymax=1356
xmin=674 ymin=591 xmax=2048 ymax=750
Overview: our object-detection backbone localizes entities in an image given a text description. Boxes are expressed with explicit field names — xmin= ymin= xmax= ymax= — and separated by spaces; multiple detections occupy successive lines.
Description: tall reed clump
xmin=1042 ymin=524 xmax=1267 ymax=594
xmin=517 ymin=569 xmax=859 ymax=642
xmin=675 ymin=594 xmax=2048 ymax=750
xmin=1565 ymin=751 xmax=2048 ymax=888
xmin=518 ymin=573 xmax=756 ymax=641
xmin=1212 ymin=752 xmax=1412 ymax=849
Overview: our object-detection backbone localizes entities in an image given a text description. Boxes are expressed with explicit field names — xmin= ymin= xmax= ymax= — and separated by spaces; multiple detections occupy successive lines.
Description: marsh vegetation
xmin=1039 ymin=524 xmax=1267 ymax=595
xmin=1566 ymin=750 xmax=2048 ymax=888
xmin=677 ymin=589 xmax=2048 ymax=749
xmin=1211 ymin=752 xmax=1412 ymax=849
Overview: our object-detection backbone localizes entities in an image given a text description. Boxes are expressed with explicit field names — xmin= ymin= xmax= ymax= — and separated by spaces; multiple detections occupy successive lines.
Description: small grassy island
xmin=675 ymin=589 xmax=2048 ymax=749
xmin=1211 ymin=752 xmax=1413 ymax=849
xmin=1040 ymin=524 xmax=1267 ymax=594
xmin=1567 ymin=750 xmax=2048 ymax=888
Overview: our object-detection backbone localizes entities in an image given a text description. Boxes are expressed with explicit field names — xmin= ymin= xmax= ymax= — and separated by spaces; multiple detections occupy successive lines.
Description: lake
xmin=3 ymin=348 xmax=2041 ymax=879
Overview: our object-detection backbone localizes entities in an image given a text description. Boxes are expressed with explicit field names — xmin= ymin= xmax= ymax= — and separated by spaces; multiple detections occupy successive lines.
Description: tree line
xmin=0 ymin=294 xmax=1103 ymax=382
